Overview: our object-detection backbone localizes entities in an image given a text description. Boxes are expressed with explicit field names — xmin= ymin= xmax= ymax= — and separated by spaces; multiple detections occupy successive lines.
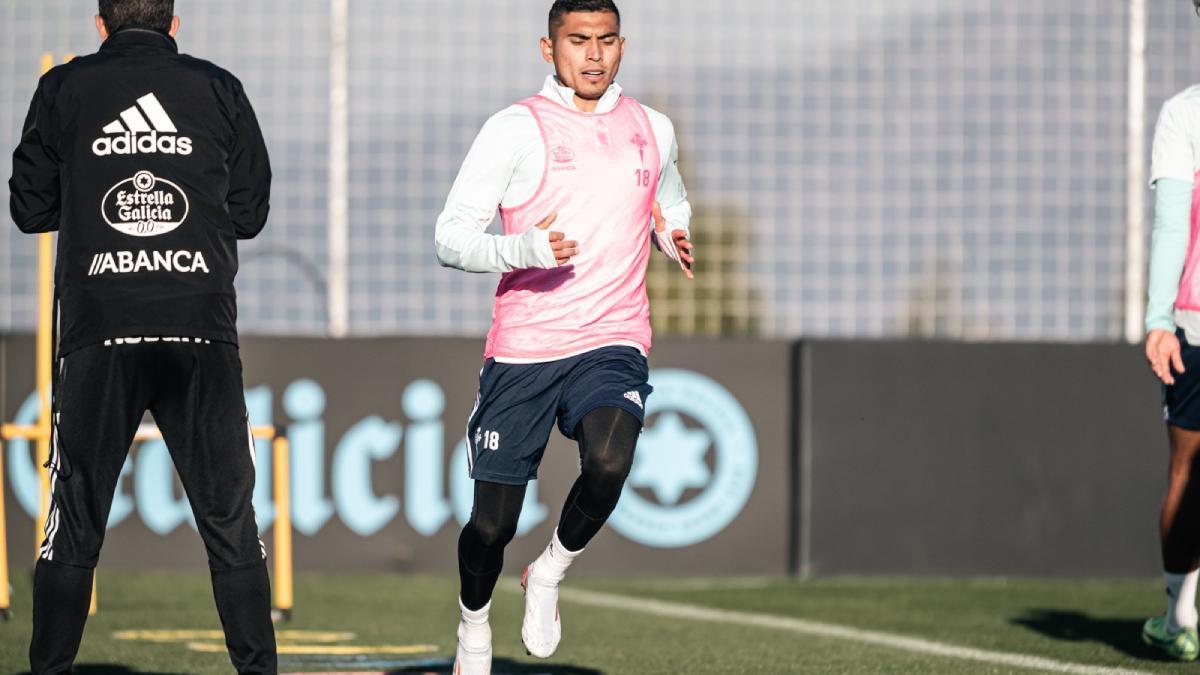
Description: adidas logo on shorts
xmin=92 ymin=93 xmax=193 ymax=156
xmin=623 ymin=390 xmax=644 ymax=409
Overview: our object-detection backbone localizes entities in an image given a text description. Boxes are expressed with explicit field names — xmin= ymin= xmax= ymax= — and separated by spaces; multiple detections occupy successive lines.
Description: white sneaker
xmin=454 ymin=598 xmax=492 ymax=675
xmin=521 ymin=563 xmax=562 ymax=658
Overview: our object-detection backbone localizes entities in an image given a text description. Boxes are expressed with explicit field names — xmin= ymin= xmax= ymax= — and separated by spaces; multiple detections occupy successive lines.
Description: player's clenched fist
xmin=536 ymin=212 xmax=578 ymax=266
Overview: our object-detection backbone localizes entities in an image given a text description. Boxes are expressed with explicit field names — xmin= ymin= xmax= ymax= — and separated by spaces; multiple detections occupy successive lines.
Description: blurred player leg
xmin=151 ymin=342 xmax=276 ymax=674
xmin=1145 ymin=424 xmax=1200 ymax=660
xmin=522 ymin=406 xmax=640 ymax=658
xmin=29 ymin=345 xmax=149 ymax=674
xmin=455 ymin=481 xmax=526 ymax=674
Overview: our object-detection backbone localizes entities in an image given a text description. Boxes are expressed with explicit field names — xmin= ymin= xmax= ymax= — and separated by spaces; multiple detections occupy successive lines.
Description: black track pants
xmin=30 ymin=340 xmax=276 ymax=674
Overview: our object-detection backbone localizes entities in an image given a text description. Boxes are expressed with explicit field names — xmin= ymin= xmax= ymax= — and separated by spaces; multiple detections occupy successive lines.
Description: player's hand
xmin=536 ymin=212 xmax=578 ymax=266
xmin=652 ymin=202 xmax=693 ymax=280
xmin=1147 ymin=328 xmax=1186 ymax=385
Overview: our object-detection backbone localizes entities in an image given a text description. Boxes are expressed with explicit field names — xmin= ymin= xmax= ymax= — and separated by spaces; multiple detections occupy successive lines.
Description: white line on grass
xmin=615 ymin=577 xmax=775 ymax=592
xmin=556 ymin=587 xmax=1154 ymax=675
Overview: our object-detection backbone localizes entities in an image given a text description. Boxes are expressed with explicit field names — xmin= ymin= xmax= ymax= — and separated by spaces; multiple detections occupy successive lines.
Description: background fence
xmin=3 ymin=0 xmax=1200 ymax=340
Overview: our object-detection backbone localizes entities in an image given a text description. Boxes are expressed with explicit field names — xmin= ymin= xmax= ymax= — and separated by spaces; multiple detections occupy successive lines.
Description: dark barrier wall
xmin=799 ymin=341 xmax=1164 ymax=577
xmin=0 ymin=336 xmax=1172 ymax=577
xmin=0 ymin=336 xmax=791 ymax=574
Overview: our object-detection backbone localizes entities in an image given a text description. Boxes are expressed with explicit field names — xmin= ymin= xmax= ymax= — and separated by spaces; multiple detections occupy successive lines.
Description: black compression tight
xmin=457 ymin=406 xmax=641 ymax=610
xmin=556 ymin=407 xmax=641 ymax=551
xmin=458 ymin=480 xmax=526 ymax=611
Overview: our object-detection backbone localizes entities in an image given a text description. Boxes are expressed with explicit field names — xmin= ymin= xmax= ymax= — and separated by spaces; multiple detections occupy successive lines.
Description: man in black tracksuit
xmin=8 ymin=1 xmax=276 ymax=672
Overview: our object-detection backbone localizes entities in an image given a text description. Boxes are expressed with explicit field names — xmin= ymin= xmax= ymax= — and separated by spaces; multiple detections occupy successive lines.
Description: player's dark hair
xmin=98 ymin=0 xmax=174 ymax=35
xmin=549 ymin=0 xmax=620 ymax=37
xmin=1195 ymin=0 xmax=1200 ymax=16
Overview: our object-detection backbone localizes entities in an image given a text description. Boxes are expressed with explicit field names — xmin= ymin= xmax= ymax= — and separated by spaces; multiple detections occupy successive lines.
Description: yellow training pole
xmin=0 ymin=439 xmax=10 ymax=620
xmin=272 ymin=436 xmax=293 ymax=620
xmin=34 ymin=233 xmax=53 ymax=562
xmin=34 ymin=53 xmax=56 ymax=564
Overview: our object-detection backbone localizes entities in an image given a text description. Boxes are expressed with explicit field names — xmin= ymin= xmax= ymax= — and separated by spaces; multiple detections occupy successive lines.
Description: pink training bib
xmin=1179 ymin=168 xmax=1200 ymax=311
xmin=484 ymin=94 xmax=661 ymax=361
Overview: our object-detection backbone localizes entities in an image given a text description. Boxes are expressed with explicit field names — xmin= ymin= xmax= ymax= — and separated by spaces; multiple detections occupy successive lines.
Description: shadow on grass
xmin=1011 ymin=609 xmax=1166 ymax=661
xmin=273 ymin=655 xmax=603 ymax=674
xmin=14 ymin=662 xmax=187 ymax=667
xmin=385 ymin=658 xmax=603 ymax=674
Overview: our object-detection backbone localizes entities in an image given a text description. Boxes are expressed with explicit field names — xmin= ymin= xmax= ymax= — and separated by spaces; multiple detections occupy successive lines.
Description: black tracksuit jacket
xmin=8 ymin=28 xmax=271 ymax=355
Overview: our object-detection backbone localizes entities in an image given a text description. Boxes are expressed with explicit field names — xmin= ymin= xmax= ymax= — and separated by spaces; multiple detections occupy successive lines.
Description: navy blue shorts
xmin=465 ymin=346 xmax=653 ymax=485
xmin=1165 ymin=329 xmax=1200 ymax=430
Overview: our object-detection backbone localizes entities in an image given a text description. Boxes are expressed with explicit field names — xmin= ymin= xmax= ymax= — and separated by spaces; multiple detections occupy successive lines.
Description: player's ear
xmin=540 ymin=36 xmax=554 ymax=64
xmin=94 ymin=14 xmax=109 ymax=41
xmin=168 ymin=16 xmax=180 ymax=37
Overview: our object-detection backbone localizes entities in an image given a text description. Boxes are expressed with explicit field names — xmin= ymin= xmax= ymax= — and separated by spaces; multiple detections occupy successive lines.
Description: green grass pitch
xmin=0 ymin=571 xmax=1188 ymax=673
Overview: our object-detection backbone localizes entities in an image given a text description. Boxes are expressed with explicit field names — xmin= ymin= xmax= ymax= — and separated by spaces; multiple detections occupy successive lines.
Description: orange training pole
xmin=33 ymin=53 xmax=55 ymax=563
xmin=0 ymin=439 xmax=10 ymax=620
xmin=34 ymin=233 xmax=52 ymax=562
xmin=272 ymin=436 xmax=293 ymax=620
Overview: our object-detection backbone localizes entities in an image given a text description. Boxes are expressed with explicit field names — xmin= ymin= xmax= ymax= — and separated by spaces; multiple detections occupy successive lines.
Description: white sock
xmin=531 ymin=529 xmax=582 ymax=583
xmin=459 ymin=597 xmax=490 ymax=626
xmin=1166 ymin=570 xmax=1199 ymax=631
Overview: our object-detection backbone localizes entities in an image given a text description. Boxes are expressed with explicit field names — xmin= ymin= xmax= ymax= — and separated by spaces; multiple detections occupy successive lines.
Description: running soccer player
xmin=433 ymin=1 xmax=692 ymax=671
xmin=1143 ymin=0 xmax=1200 ymax=660
xmin=9 ymin=1 xmax=275 ymax=672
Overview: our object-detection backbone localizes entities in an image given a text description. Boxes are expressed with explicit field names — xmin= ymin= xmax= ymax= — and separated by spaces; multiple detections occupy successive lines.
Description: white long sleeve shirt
xmin=434 ymin=76 xmax=692 ymax=273
xmin=1149 ymin=85 xmax=1200 ymax=342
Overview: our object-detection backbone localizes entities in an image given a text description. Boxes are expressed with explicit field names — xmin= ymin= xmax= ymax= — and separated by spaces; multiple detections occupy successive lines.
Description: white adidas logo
xmin=623 ymin=390 xmax=644 ymax=409
xmin=92 ymin=93 xmax=192 ymax=156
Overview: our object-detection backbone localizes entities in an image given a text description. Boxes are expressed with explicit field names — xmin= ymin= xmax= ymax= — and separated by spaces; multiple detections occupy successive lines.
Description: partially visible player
xmin=433 ymin=1 xmax=692 ymax=671
xmin=9 ymin=1 xmax=275 ymax=672
xmin=1141 ymin=0 xmax=1200 ymax=661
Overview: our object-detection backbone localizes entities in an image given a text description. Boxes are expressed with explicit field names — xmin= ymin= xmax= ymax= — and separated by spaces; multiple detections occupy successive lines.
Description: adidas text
xmin=93 ymin=131 xmax=192 ymax=156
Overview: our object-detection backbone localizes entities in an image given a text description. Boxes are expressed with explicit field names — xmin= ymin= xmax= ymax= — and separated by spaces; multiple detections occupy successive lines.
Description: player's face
xmin=541 ymin=11 xmax=625 ymax=111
